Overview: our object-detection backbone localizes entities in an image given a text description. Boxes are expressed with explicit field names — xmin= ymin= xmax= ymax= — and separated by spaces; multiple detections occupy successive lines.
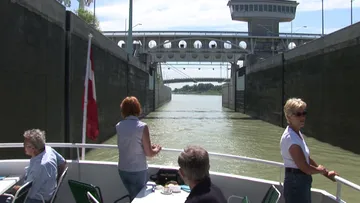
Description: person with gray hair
xmin=178 ymin=145 xmax=226 ymax=203
xmin=1 ymin=129 xmax=67 ymax=203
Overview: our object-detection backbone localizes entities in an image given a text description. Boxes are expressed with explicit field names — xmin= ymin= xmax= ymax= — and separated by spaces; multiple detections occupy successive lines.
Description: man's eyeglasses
xmin=23 ymin=143 xmax=34 ymax=149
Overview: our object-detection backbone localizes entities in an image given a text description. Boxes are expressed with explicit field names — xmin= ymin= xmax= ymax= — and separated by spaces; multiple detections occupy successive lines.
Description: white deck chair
xmin=38 ymin=166 xmax=69 ymax=203
xmin=50 ymin=166 xmax=68 ymax=203
xmin=87 ymin=191 xmax=100 ymax=203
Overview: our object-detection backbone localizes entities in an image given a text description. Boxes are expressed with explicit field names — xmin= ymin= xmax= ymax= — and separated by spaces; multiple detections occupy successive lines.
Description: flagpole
xmin=127 ymin=0 xmax=133 ymax=55
xmin=81 ymin=33 xmax=93 ymax=160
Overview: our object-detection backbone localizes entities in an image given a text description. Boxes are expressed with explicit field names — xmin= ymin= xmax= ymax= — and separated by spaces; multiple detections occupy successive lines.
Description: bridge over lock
xmin=163 ymin=77 xmax=230 ymax=84
xmin=103 ymin=31 xmax=321 ymax=62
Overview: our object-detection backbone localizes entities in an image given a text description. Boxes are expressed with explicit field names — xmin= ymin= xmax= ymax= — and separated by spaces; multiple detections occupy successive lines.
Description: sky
xmin=69 ymin=0 xmax=360 ymax=89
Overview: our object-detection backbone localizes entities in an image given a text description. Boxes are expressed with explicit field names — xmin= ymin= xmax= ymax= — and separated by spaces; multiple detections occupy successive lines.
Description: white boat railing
xmin=0 ymin=142 xmax=359 ymax=202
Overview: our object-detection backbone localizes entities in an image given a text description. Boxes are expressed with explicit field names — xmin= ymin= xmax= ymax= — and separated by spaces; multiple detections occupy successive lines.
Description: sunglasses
xmin=293 ymin=111 xmax=307 ymax=117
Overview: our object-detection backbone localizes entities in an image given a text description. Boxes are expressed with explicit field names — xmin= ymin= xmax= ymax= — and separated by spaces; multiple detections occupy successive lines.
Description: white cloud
xmin=96 ymin=0 xmax=246 ymax=31
xmin=297 ymin=0 xmax=360 ymax=12
xmin=93 ymin=0 xmax=359 ymax=31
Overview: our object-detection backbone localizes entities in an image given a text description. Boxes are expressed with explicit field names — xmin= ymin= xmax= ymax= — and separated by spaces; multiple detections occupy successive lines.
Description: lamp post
xmin=93 ymin=0 xmax=96 ymax=26
xmin=126 ymin=0 xmax=133 ymax=55
xmin=132 ymin=23 xmax=142 ymax=29
xmin=291 ymin=26 xmax=307 ymax=45
xmin=124 ymin=19 xmax=141 ymax=49
xmin=293 ymin=26 xmax=307 ymax=33
xmin=351 ymin=0 xmax=354 ymax=25
xmin=79 ymin=0 xmax=85 ymax=9
xmin=322 ymin=0 xmax=324 ymax=36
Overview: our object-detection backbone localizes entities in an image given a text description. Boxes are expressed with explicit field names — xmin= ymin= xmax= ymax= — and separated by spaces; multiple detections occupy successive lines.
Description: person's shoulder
xmin=280 ymin=128 xmax=291 ymax=142
xmin=188 ymin=182 xmax=226 ymax=203
xmin=45 ymin=145 xmax=57 ymax=155
xmin=281 ymin=127 xmax=300 ymax=141
xmin=138 ymin=120 xmax=147 ymax=127
xmin=210 ymin=184 xmax=227 ymax=202
xmin=115 ymin=120 xmax=122 ymax=127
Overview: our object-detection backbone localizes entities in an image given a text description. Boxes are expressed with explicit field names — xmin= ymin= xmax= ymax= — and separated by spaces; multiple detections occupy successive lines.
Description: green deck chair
xmin=227 ymin=195 xmax=250 ymax=203
xmin=261 ymin=185 xmax=281 ymax=203
xmin=242 ymin=196 xmax=249 ymax=203
xmin=68 ymin=179 xmax=104 ymax=203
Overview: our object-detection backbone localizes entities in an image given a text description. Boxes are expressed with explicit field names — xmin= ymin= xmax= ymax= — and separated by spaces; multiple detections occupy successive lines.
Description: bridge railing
xmin=0 ymin=142 xmax=358 ymax=203
xmin=163 ymin=77 xmax=230 ymax=80
xmin=102 ymin=30 xmax=322 ymax=39
xmin=162 ymin=77 xmax=231 ymax=84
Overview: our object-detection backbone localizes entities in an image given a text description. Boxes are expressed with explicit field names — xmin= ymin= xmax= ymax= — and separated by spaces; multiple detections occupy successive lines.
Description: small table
xmin=0 ymin=177 xmax=20 ymax=195
xmin=133 ymin=184 xmax=190 ymax=203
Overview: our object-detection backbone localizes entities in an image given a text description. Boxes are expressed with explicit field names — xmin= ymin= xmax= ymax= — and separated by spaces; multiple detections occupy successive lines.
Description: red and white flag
xmin=82 ymin=45 xmax=99 ymax=141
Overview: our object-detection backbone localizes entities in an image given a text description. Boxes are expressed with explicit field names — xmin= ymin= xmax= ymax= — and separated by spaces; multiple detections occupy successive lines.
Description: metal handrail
xmin=0 ymin=142 xmax=358 ymax=202
xmin=102 ymin=30 xmax=322 ymax=38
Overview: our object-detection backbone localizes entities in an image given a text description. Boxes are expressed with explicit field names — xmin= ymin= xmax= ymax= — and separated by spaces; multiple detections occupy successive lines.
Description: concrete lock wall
xmin=222 ymin=82 xmax=235 ymax=110
xmin=0 ymin=0 xmax=66 ymax=157
xmin=65 ymin=12 xmax=154 ymax=146
xmin=222 ymin=83 xmax=230 ymax=108
xmin=0 ymin=0 xmax=170 ymax=158
xmin=222 ymin=68 xmax=245 ymax=112
xmin=235 ymin=68 xmax=245 ymax=113
xmin=155 ymin=83 xmax=172 ymax=109
xmin=245 ymin=22 xmax=360 ymax=154
xmin=154 ymin=64 xmax=172 ymax=108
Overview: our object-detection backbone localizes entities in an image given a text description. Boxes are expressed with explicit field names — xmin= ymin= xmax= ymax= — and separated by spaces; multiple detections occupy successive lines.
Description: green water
xmin=87 ymin=94 xmax=360 ymax=202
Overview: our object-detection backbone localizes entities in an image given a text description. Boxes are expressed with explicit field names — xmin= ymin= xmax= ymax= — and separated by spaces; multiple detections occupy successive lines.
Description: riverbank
xmin=172 ymin=91 xmax=221 ymax=95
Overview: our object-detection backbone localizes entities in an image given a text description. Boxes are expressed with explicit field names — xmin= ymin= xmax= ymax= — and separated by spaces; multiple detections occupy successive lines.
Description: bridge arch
xmin=148 ymin=37 xmax=251 ymax=54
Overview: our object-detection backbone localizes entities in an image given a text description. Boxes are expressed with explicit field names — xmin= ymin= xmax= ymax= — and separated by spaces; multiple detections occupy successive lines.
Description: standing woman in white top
xmin=116 ymin=96 xmax=162 ymax=201
xmin=280 ymin=98 xmax=338 ymax=203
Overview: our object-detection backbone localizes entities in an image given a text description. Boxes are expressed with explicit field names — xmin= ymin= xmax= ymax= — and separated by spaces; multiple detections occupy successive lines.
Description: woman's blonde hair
xmin=284 ymin=98 xmax=307 ymax=122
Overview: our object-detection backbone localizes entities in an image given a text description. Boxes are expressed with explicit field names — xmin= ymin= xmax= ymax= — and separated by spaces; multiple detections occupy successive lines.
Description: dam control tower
xmin=227 ymin=0 xmax=299 ymax=36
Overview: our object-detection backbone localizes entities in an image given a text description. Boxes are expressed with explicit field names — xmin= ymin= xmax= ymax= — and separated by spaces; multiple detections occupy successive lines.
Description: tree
xmin=75 ymin=8 xmax=101 ymax=31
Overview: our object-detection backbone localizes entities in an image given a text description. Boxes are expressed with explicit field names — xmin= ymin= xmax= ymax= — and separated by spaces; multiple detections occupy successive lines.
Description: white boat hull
xmin=0 ymin=159 xmax=340 ymax=203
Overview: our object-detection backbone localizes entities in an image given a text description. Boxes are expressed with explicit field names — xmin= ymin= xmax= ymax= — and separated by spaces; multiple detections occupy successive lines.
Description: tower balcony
xmin=228 ymin=0 xmax=299 ymax=22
